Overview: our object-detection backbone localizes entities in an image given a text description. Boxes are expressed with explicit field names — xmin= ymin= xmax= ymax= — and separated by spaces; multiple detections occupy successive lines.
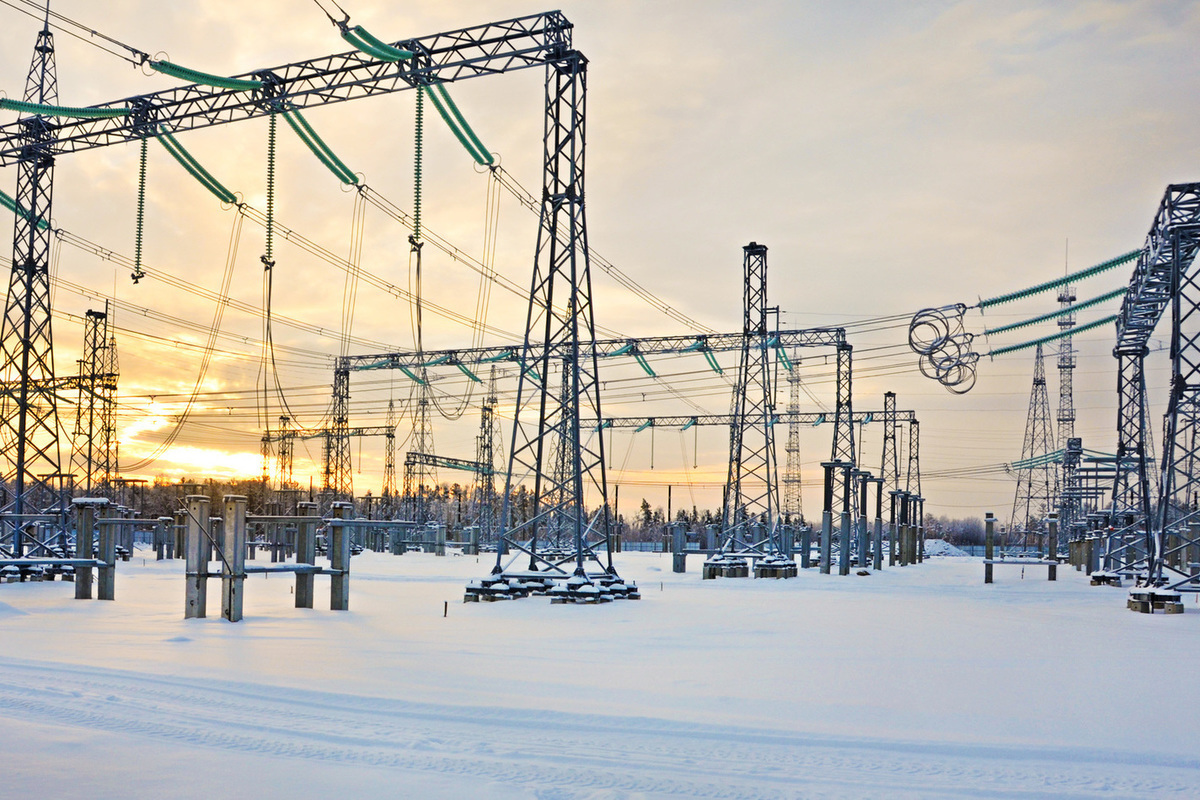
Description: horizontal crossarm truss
xmin=0 ymin=12 xmax=573 ymax=165
xmin=595 ymin=410 xmax=916 ymax=429
xmin=342 ymin=327 xmax=847 ymax=372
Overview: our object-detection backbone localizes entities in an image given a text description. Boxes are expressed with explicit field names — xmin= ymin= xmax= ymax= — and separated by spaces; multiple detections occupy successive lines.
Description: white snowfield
xmin=2 ymin=549 xmax=1198 ymax=799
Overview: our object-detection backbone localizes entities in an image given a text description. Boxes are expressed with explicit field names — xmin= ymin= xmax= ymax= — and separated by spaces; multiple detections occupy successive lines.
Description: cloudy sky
xmin=1 ymin=0 xmax=1197 ymax=522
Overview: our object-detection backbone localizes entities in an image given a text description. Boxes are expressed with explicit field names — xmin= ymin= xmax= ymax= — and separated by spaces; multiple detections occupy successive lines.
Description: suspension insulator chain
xmin=412 ymin=86 xmax=424 ymax=247
xmin=132 ymin=136 xmax=148 ymax=283
xmin=263 ymin=110 xmax=277 ymax=270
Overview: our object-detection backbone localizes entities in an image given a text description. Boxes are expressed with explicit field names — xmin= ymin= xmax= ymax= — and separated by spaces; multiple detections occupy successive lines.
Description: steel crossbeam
xmin=0 ymin=13 xmax=572 ymax=164
xmin=341 ymin=328 xmax=846 ymax=372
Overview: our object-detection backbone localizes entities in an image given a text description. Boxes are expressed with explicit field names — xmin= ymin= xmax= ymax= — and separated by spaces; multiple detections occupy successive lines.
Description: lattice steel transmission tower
xmin=381 ymin=398 xmax=397 ymax=516
xmin=906 ymin=419 xmax=921 ymax=502
xmin=1010 ymin=344 xmax=1058 ymax=541
xmin=1152 ymin=186 xmax=1200 ymax=585
xmin=401 ymin=380 xmax=436 ymax=524
xmin=473 ymin=47 xmax=639 ymax=600
xmin=70 ymin=304 xmax=119 ymax=496
xmin=881 ymin=391 xmax=899 ymax=495
xmin=781 ymin=358 xmax=804 ymax=524
xmin=719 ymin=242 xmax=779 ymax=543
xmin=324 ymin=364 xmax=352 ymax=507
xmin=1 ymin=21 xmax=61 ymax=515
xmin=274 ymin=415 xmax=294 ymax=491
xmin=1057 ymin=274 xmax=1079 ymax=532
xmin=473 ymin=367 xmax=500 ymax=542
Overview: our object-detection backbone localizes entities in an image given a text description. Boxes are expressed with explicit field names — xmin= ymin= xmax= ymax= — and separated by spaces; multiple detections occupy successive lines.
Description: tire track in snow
xmin=0 ymin=656 xmax=1197 ymax=799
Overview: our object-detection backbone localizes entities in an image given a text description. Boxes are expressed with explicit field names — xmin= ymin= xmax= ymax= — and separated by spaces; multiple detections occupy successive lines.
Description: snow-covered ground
xmin=2 ymin=549 xmax=1198 ymax=798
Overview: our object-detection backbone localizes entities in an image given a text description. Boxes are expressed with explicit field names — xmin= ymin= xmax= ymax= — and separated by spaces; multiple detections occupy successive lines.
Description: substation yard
xmin=1 ymin=550 xmax=1198 ymax=799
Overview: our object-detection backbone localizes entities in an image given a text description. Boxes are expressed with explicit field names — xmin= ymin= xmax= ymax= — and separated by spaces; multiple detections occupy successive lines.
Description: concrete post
xmin=221 ymin=495 xmax=247 ymax=622
xmin=888 ymin=491 xmax=899 ymax=567
xmin=820 ymin=462 xmax=836 ymax=574
xmin=73 ymin=498 xmax=106 ymax=600
xmin=467 ymin=525 xmax=480 ymax=556
xmin=779 ymin=524 xmax=795 ymax=560
xmin=853 ymin=472 xmax=868 ymax=569
xmin=185 ymin=495 xmax=210 ymax=618
xmin=799 ymin=526 xmax=812 ymax=569
xmin=434 ymin=522 xmax=447 ymax=557
xmin=704 ymin=524 xmax=719 ymax=552
xmin=914 ymin=498 xmax=923 ymax=562
xmin=1047 ymin=512 xmax=1058 ymax=582
xmin=671 ymin=522 xmax=687 ymax=573
xmin=173 ymin=509 xmax=186 ymax=560
xmin=154 ymin=516 xmax=169 ymax=560
xmin=96 ymin=504 xmax=117 ymax=601
xmin=984 ymin=512 xmax=995 ymax=584
xmin=871 ymin=479 xmax=884 ymax=571
xmin=329 ymin=502 xmax=352 ymax=611
xmin=295 ymin=501 xmax=318 ymax=609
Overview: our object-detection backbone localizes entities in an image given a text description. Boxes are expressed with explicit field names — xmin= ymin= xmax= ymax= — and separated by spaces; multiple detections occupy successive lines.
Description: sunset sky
xmin=1 ymin=0 xmax=1197 ymax=522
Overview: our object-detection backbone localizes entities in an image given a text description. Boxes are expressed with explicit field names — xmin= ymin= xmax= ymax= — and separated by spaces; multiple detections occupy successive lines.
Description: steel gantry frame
xmin=1 ymin=14 xmax=577 ymax=469
xmin=1110 ymin=183 xmax=1200 ymax=589
xmin=600 ymin=406 xmax=921 ymax=573
xmin=338 ymin=325 xmax=849 ymax=594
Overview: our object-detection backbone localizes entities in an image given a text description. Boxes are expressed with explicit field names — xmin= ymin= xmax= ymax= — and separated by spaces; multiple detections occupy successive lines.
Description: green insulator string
xmin=156 ymin=127 xmax=238 ymax=204
xmin=0 ymin=97 xmax=129 ymax=119
xmin=264 ymin=111 xmax=277 ymax=268
xmin=413 ymin=86 xmax=424 ymax=245
xmin=148 ymin=60 xmax=263 ymax=91
xmin=132 ymin=136 xmax=147 ymax=283
xmin=986 ymin=314 xmax=1118 ymax=357
xmin=978 ymin=249 xmax=1139 ymax=310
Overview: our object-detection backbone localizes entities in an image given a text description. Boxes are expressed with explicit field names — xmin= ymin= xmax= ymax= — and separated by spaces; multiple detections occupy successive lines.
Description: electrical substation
xmin=0 ymin=4 xmax=1196 ymax=620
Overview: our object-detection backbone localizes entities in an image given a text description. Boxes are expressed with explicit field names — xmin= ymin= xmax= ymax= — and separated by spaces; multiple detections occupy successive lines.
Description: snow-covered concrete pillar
xmin=838 ymin=464 xmax=852 ymax=576
xmin=72 ymin=497 xmax=107 ymax=600
xmin=670 ymin=522 xmax=686 ymax=573
xmin=1047 ymin=512 xmax=1058 ymax=582
xmin=872 ymin=478 xmax=884 ymax=572
xmin=221 ymin=495 xmax=247 ymax=622
xmin=96 ymin=502 xmax=116 ymax=600
xmin=185 ymin=495 xmax=211 ymax=618
xmin=984 ymin=512 xmax=995 ymax=584
xmin=329 ymin=502 xmax=352 ymax=611
xmin=295 ymin=501 xmax=318 ymax=609
xmin=820 ymin=462 xmax=836 ymax=575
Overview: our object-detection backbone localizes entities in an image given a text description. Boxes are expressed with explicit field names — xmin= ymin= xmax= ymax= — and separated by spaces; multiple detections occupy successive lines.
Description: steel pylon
xmin=781 ymin=357 xmax=804 ymax=525
xmin=468 ymin=51 xmax=637 ymax=602
xmin=719 ymin=243 xmax=781 ymax=545
xmin=1009 ymin=344 xmax=1059 ymax=549
xmin=69 ymin=305 xmax=118 ymax=497
xmin=1057 ymin=280 xmax=1079 ymax=534
xmin=1 ymin=23 xmax=61 ymax=516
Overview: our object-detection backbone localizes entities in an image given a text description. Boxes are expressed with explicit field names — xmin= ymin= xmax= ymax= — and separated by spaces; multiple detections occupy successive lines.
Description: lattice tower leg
xmin=1110 ymin=345 xmax=1152 ymax=569
xmin=1154 ymin=232 xmax=1200 ymax=585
